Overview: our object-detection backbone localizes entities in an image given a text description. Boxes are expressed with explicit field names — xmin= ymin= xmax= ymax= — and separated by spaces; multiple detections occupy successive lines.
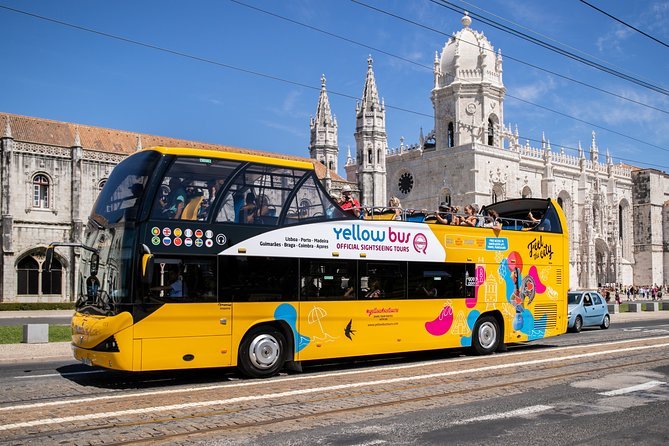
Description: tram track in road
xmin=5 ymin=354 xmax=668 ymax=445
xmin=3 ymin=332 xmax=667 ymax=410
xmin=3 ymin=337 xmax=669 ymax=445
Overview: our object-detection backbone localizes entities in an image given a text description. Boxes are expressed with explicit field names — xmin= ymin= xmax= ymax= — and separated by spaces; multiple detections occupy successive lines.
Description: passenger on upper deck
xmin=525 ymin=210 xmax=551 ymax=231
xmin=482 ymin=209 xmax=503 ymax=230
xmin=338 ymin=185 xmax=360 ymax=218
xmin=160 ymin=177 xmax=186 ymax=219
xmin=239 ymin=192 xmax=257 ymax=224
xmin=388 ymin=196 xmax=402 ymax=220
xmin=460 ymin=205 xmax=478 ymax=227
xmin=435 ymin=202 xmax=455 ymax=225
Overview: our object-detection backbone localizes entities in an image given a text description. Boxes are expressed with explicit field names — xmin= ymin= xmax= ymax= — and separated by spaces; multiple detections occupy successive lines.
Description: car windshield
xmin=567 ymin=293 xmax=581 ymax=305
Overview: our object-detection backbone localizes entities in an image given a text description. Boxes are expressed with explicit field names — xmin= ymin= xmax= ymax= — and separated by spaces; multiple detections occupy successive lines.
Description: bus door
xmin=135 ymin=255 xmax=231 ymax=370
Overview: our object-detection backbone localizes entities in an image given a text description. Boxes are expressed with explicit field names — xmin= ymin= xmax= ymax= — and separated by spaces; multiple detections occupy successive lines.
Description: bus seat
xmin=405 ymin=212 xmax=426 ymax=223
xmin=181 ymin=196 xmax=204 ymax=220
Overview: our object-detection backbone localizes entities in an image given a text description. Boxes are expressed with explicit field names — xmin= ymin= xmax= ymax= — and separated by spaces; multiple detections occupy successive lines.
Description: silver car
xmin=567 ymin=290 xmax=610 ymax=333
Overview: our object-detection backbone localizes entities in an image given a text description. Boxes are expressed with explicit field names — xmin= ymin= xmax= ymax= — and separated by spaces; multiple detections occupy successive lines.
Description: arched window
xmin=377 ymin=149 xmax=381 ymax=165
xmin=447 ymin=122 xmax=454 ymax=148
xmin=557 ymin=197 xmax=563 ymax=208
xmin=442 ymin=189 xmax=452 ymax=206
xmin=368 ymin=149 xmax=373 ymax=164
xmin=42 ymin=257 xmax=62 ymax=295
xmin=487 ymin=118 xmax=494 ymax=146
xmin=17 ymin=256 xmax=39 ymax=295
xmin=522 ymin=186 xmax=532 ymax=199
xmin=619 ymin=204 xmax=623 ymax=240
xmin=492 ymin=190 xmax=498 ymax=203
xmin=16 ymin=251 xmax=63 ymax=296
xmin=33 ymin=174 xmax=50 ymax=208
xmin=328 ymin=160 xmax=334 ymax=171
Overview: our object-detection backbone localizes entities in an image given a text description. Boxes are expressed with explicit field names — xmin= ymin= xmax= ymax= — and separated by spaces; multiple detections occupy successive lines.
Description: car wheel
xmin=572 ymin=315 xmax=583 ymax=333
xmin=238 ymin=326 xmax=287 ymax=378
xmin=600 ymin=314 xmax=610 ymax=330
xmin=471 ymin=315 xmax=500 ymax=355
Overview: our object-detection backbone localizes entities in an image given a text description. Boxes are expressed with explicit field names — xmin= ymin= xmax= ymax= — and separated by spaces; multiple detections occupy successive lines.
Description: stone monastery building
xmin=0 ymin=13 xmax=667 ymax=302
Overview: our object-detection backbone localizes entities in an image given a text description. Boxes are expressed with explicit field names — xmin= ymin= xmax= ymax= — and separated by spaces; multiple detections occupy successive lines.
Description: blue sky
xmin=1 ymin=0 xmax=668 ymax=173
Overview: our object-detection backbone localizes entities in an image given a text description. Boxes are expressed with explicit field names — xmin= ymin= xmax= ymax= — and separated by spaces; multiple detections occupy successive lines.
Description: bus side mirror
xmin=141 ymin=253 xmax=154 ymax=285
xmin=90 ymin=253 xmax=100 ymax=276
xmin=44 ymin=246 xmax=54 ymax=272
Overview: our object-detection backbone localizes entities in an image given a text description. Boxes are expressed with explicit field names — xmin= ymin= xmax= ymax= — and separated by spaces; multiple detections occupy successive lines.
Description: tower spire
xmin=355 ymin=56 xmax=387 ymax=207
xmin=309 ymin=74 xmax=339 ymax=173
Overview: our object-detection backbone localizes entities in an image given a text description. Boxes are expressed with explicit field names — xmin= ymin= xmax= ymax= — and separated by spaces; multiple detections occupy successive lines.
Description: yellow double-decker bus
xmin=48 ymin=147 xmax=569 ymax=378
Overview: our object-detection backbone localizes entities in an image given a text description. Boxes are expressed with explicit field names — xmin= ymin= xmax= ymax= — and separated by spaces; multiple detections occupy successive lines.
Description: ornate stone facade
xmin=380 ymin=14 xmax=648 ymax=290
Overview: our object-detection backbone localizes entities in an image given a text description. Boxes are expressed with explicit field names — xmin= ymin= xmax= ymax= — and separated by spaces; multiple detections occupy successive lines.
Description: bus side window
xmin=219 ymin=256 xmax=298 ymax=302
xmin=148 ymin=257 xmax=217 ymax=302
xmin=300 ymin=259 xmax=357 ymax=301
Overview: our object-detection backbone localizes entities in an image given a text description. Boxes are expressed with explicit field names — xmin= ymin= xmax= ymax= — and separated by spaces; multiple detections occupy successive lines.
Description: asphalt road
xmin=1 ymin=314 xmax=668 ymax=445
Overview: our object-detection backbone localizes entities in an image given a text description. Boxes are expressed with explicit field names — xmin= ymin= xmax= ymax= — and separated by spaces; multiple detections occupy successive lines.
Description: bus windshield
xmin=92 ymin=150 xmax=161 ymax=225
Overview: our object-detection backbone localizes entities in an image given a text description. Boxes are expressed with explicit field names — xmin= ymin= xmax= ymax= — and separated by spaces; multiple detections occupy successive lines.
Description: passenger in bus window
xmin=160 ymin=177 xmax=186 ymax=219
xmin=301 ymin=276 xmax=319 ymax=297
xmin=238 ymin=192 xmax=256 ymax=224
xmin=256 ymin=194 xmax=274 ymax=217
xmin=365 ymin=279 xmax=383 ymax=298
xmin=152 ymin=269 xmax=184 ymax=298
xmin=525 ymin=211 xmax=540 ymax=229
xmin=419 ymin=279 xmax=438 ymax=297
xmin=341 ymin=276 xmax=355 ymax=298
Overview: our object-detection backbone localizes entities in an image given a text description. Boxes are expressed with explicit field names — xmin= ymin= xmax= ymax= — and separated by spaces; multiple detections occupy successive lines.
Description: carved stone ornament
xmin=490 ymin=167 xmax=507 ymax=184
xmin=465 ymin=102 xmax=477 ymax=115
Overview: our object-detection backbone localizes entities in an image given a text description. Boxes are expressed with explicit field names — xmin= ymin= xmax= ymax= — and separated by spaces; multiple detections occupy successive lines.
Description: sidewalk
xmin=0 ymin=311 xmax=667 ymax=365
xmin=0 ymin=310 xmax=73 ymax=319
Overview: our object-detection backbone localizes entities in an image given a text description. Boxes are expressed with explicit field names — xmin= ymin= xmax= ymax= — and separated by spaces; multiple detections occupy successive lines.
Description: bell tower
xmin=309 ymin=75 xmax=339 ymax=172
xmin=354 ymin=56 xmax=387 ymax=207
xmin=432 ymin=13 xmax=505 ymax=149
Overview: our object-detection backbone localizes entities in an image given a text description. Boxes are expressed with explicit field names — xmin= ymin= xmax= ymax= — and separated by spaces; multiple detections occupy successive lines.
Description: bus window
xmin=94 ymin=150 xmax=161 ymax=224
xmin=408 ymin=262 xmax=474 ymax=299
xmin=150 ymin=157 xmax=241 ymax=221
xmin=147 ymin=256 xmax=217 ymax=303
xmin=301 ymin=259 xmax=357 ymax=301
xmin=219 ymin=256 xmax=298 ymax=302
xmin=539 ymin=204 xmax=562 ymax=233
xmin=359 ymin=261 xmax=406 ymax=299
xmin=216 ymin=164 xmax=307 ymax=225
xmin=285 ymin=176 xmax=349 ymax=225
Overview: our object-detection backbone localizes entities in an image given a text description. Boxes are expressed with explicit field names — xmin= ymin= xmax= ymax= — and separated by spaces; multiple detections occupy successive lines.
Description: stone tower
xmin=309 ymin=75 xmax=339 ymax=172
xmin=354 ymin=56 xmax=387 ymax=207
xmin=432 ymin=12 xmax=505 ymax=150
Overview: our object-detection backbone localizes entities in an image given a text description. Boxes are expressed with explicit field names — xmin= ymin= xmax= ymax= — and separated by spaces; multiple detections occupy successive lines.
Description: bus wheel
xmin=238 ymin=327 xmax=287 ymax=378
xmin=471 ymin=315 xmax=500 ymax=355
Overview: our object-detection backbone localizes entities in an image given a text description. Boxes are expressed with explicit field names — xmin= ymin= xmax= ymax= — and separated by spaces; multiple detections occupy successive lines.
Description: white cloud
xmin=259 ymin=119 xmax=306 ymax=138
xmin=509 ymin=77 xmax=557 ymax=102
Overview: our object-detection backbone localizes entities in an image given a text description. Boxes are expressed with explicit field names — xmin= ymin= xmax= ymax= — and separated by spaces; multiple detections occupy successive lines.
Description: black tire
xmin=572 ymin=315 xmax=583 ymax=333
xmin=238 ymin=326 xmax=287 ymax=378
xmin=600 ymin=314 xmax=610 ymax=330
xmin=471 ymin=315 xmax=500 ymax=355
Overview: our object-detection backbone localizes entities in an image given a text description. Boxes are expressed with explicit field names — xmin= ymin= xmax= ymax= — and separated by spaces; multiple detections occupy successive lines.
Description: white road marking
xmin=14 ymin=370 xmax=105 ymax=379
xmin=598 ymin=380 xmax=666 ymax=396
xmin=3 ymin=335 xmax=669 ymax=413
xmin=1 ymin=341 xmax=669 ymax=431
xmin=453 ymin=405 xmax=553 ymax=425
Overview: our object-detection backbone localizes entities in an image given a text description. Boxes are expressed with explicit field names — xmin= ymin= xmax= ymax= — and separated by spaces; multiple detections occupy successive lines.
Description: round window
xmin=398 ymin=172 xmax=414 ymax=195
